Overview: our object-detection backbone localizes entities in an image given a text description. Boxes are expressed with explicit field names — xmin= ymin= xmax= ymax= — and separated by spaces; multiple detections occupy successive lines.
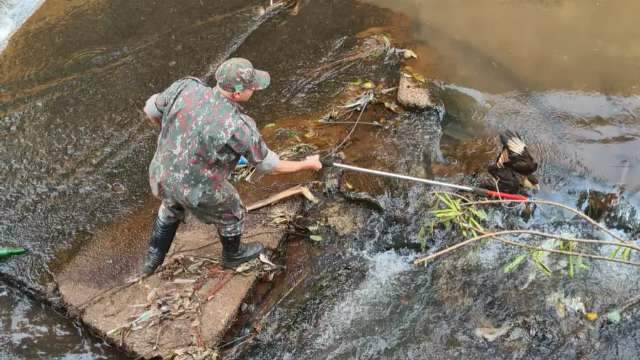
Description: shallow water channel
xmin=2 ymin=0 xmax=640 ymax=358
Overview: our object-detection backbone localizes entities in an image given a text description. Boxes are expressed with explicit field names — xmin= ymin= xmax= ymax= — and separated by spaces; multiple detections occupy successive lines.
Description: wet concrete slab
xmin=56 ymin=198 xmax=301 ymax=358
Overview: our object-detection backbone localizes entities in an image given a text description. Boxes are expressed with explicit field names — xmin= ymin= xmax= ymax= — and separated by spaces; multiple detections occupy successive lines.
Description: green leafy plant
xmin=610 ymin=245 xmax=632 ymax=261
xmin=430 ymin=193 xmax=486 ymax=238
xmin=503 ymin=239 xmax=589 ymax=277
xmin=559 ymin=240 xmax=588 ymax=278
xmin=503 ymin=253 xmax=527 ymax=273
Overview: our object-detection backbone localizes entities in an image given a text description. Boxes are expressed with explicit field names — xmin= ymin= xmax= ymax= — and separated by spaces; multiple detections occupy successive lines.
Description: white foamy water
xmin=310 ymin=251 xmax=415 ymax=356
xmin=0 ymin=0 xmax=45 ymax=51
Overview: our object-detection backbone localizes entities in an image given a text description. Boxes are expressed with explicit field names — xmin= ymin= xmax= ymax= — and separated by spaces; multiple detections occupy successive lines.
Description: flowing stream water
xmin=2 ymin=0 xmax=640 ymax=358
xmin=235 ymin=1 xmax=640 ymax=359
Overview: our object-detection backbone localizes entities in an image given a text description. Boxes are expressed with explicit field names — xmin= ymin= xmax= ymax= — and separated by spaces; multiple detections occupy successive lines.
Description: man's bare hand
xmin=148 ymin=116 xmax=161 ymax=127
xmin=304 ymin=155 xmax=322 ymax=171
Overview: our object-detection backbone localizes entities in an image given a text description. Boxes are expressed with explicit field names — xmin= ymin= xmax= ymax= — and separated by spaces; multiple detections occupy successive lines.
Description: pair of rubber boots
xmin=141 ymin=216 xmax=263 ymax=276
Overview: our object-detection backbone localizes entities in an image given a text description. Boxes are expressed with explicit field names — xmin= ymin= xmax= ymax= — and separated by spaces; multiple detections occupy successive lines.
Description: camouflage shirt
xmin=145 ymin=77 xmax=279 ymax=206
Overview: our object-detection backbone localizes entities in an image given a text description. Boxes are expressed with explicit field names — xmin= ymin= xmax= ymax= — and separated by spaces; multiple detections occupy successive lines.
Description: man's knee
xmin=158 ymin=201 xmax=185 ymax=224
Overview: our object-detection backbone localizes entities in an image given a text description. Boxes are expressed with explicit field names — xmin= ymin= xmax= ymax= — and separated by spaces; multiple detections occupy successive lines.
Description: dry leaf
xmin=259 ymin=253 xmax=277 ymax=268
xmin=174 ymin=279 xmax=196 ymax=284
xmin=403 ymin=49 xmax=418 ymax=59
xmin=235 ymin=261 xmax=256 ymax=273
xmin=361 ymin=81 xmax=375 ymax=89
xmin=585 ymin=312 xmax=599 ymax=321
xmin=147 ymin=288 xmax=158 ymax=303
xmin=384 ymin=101 xmax=402 ymax=114
xmin=304 ymin=129 xmax=316 ymax=138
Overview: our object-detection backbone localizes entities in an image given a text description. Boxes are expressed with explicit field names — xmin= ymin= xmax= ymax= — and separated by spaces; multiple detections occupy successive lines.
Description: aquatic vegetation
xmin=430 ymin=192 xmax=486 ymax=239
xmin=418 ymin=193 xmax=640 ymax=279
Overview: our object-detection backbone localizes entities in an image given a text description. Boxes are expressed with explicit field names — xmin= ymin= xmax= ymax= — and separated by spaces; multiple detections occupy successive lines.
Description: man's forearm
xmin=270 ymin=159 xmax=310 ymax=174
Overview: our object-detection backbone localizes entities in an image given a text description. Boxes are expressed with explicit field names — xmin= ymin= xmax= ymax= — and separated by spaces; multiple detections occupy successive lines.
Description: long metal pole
xmin=331 ymin=163 xmax=475 ymax=192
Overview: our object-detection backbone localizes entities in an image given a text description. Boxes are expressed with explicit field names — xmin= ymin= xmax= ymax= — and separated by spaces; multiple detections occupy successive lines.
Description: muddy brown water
xmin=2 ymin=0 xmax=640 ymax=358
xmin=367 ymin=0 xmax=640 ymax=94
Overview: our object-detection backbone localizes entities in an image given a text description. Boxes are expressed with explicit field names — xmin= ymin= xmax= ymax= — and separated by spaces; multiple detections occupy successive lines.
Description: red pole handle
xmin=483 ymin=190 xmax=528 ymax=201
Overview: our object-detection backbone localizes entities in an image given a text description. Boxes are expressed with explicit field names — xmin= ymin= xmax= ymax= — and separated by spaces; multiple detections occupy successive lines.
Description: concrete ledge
xmin=57 ymin=200 xmax=300 ymax=358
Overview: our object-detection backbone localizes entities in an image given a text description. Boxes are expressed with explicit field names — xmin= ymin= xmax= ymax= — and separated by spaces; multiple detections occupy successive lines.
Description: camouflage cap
xmin=215 ymin=58 xmax=271 ymax=93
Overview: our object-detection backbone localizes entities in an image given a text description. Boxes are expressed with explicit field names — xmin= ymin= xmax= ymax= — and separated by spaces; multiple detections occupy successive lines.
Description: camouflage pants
xmin=157 ymin=181 xmax=245 ymax=237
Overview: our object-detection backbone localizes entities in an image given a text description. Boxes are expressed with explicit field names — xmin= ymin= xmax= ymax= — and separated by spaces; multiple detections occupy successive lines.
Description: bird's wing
xmin=506 ymin=136 xmax=526 ymax=155
xmin=496 ymin=149 xmax=510 ymax=168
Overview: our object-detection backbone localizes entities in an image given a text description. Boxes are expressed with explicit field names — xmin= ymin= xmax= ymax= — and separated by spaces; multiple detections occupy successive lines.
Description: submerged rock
xmin=397 ymin=72 xmax=434 ymax=110
xmin=576 ymin=190 xmax=618 ymax=221
xmin=474 ymin=324 xmax=512 ymax=342
xmin=576 ymin=190 xmax=640 ymax=233
xmin=340 ymin=191 xmax=384 ymax=213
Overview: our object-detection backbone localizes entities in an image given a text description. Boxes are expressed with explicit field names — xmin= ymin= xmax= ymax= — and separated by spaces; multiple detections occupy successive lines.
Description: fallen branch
xmin=462 ymin=199 xmax=633 ymax=245
xmin=247 ymin=185 xmax=318 ymax=212
xmin=619 ymin=294 xmax=640 ymax=313
xmin=414 ymin=231 xmax=494 ymax=265
xmin=486 ymin=229 xmax=640 ymax=252
xmin=413 ymin=229 xmax=640 ymax=266
xmin=493 ymin=237 xmax=640 ymax=267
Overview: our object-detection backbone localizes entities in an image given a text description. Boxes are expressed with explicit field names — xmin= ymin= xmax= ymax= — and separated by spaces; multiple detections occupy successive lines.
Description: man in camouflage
xmin=141 ymin=58 xmax=322 ymax=275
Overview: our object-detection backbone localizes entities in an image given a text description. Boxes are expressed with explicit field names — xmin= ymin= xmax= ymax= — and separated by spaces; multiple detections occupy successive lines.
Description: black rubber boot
xmin=141 ymin=216 xmax=179 ymax=276
xmin=220 ymin=234 xmax=264 ymax=269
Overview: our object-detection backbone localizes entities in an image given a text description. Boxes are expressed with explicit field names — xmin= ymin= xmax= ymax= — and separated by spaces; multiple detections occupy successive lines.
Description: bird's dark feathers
xmin=487 ymin=165 xmax=525 ymax=194
xmin=496 ymin=130 xmax=538 ymax=175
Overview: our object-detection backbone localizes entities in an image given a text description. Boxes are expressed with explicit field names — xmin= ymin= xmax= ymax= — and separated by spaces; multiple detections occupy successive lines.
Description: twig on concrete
xmin=154 ymin=323 xmax=166 ymax=351
xmin=221 ymin=274 xmax=309 ymax=355
xmin=170 ymin=231 xmax=283 ymax=257
xmin=78 ymin=279 xmax=139 ymax=310
xmin=205 ymin=270 xmax=234 ymax=302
